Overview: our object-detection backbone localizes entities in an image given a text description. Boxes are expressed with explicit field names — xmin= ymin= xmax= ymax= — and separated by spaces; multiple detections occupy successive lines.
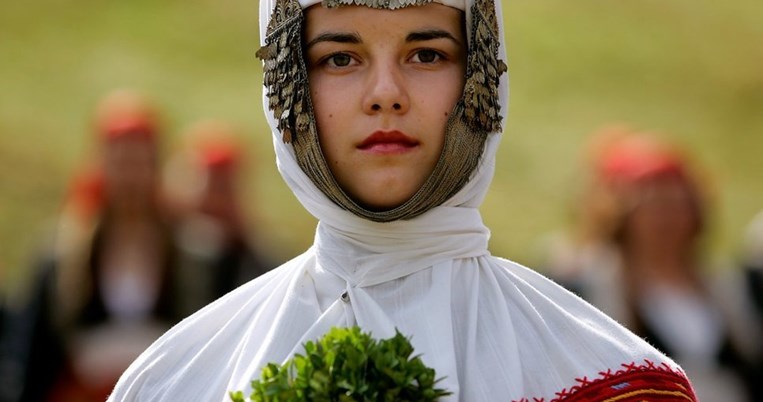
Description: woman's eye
xmin=412 ymin=49 xmax=442 ymax=64
xmin=326 ymin=53 xmax=353 ymax=67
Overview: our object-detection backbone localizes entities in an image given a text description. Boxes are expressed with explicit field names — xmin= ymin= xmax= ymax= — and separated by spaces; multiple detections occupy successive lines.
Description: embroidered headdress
xmin=257 ymin=0 xmax=507 ymax=222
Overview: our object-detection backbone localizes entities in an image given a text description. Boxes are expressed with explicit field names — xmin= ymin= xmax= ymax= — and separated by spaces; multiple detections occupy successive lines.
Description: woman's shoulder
xmin=466 ymin=257 xmax=698 ymax=401
xmin=107 ymin=256 xmax=310 ymax=401
xmin=481 ymin=257 xmax=650 ymax=349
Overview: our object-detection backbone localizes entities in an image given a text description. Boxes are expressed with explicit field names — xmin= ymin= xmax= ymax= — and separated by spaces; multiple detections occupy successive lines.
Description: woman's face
xmin=304 ymin=4 xmax=466 ymax=210
xmin=625 ymin=177 xmax=699 ymax=253
xmin=103 ymin=137 xmax=157 ymax=211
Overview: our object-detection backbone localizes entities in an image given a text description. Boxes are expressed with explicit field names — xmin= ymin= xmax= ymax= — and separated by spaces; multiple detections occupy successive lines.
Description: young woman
xmin=107 ymin=0 xmax=697 ymax=400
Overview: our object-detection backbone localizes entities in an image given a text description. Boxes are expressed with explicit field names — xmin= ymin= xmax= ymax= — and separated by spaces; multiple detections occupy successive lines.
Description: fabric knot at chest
xmin=314 ymin=206 xmax=490 ymax=288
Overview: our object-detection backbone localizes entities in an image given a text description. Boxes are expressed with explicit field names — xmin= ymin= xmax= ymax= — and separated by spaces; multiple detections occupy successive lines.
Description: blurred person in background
xmin=0 ymin=262 xmax=9 ymax=399
xmin=741 ymin=210 xmax=763 ymax=324
xmin=1 ymin=89 xmax=186 ymax=402
xmin=1 ymin=263 xmax=6 ymax=330
xmin=165 ymin=119 xmax=277 ymax=314
xmin=544 ymin=129 xmax=763 ymax=402
xmin=739 ymin=210 xmax=763 ymax=386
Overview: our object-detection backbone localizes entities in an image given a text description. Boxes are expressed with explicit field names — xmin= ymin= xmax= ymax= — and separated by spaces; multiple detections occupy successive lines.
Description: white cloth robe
xmin=107 ymin=0 xmax=697 ymax=400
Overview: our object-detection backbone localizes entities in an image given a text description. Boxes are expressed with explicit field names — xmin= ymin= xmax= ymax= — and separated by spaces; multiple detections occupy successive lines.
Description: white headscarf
xmin=108 ymin=1 xmax=697 ymax=401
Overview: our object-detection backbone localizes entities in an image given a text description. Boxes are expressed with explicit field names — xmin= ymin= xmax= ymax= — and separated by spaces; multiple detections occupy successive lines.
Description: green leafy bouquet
xmin=230 ymin=326 xmax=451 ymax=402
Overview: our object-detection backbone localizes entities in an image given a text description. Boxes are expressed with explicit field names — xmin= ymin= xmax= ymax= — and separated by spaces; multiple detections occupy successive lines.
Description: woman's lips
xmin=357 ymin=130 xmax=419 ymax=154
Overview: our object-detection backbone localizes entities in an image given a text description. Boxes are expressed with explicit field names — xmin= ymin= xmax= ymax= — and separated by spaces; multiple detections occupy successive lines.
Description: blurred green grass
xmin=1 ymin=0 xmax=762 ymax=292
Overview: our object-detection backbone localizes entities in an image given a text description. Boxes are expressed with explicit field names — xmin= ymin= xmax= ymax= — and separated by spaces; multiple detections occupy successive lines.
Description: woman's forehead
xmin=304 ymin=3 xmax=465 ymax=37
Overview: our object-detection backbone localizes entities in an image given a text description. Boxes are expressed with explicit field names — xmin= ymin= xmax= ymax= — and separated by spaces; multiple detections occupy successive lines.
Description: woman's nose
xmin=362 ymin=63 xmax=410 ymax=115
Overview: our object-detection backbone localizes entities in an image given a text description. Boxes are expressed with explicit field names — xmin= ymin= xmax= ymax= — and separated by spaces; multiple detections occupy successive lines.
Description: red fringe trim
xmin=513 ymin=359 xmax=697 ymax=402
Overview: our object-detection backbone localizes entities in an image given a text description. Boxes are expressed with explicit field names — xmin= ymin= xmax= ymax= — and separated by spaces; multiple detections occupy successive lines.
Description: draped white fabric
xmin=107 ymin=0 xmax=685 ymax=401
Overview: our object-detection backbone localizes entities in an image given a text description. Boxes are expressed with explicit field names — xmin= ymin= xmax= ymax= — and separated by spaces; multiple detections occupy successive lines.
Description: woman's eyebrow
xmin=406 ymin=29 xmax=461 ymax=45
xmin=305 ymin=32 xmax=361 ymax=50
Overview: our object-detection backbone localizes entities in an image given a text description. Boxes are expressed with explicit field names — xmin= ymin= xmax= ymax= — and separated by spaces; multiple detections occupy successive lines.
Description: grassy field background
xmin=1 ymin=0 xmax=762 ymax=293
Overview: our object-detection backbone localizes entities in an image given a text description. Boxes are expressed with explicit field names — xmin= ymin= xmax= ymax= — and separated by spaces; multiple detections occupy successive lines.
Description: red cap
xmin=594 ymin=132 xmax=686 ymax=184
xmin=184 ymin=120 xmax=243 ymax=169
xmin=94 ymin=89 xmax=158 ymax=142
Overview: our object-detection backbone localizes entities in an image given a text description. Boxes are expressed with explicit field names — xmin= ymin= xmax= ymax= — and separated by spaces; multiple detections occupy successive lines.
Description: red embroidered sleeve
xmin=514 ymin=360 xmax=698 ymax=402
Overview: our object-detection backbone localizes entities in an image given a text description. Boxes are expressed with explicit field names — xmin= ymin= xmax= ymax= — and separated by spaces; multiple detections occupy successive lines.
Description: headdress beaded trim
xmin=323 ymin=0 xmax=433 ymax=10
xmin=257 ymin=0 xmax=507 ymax=222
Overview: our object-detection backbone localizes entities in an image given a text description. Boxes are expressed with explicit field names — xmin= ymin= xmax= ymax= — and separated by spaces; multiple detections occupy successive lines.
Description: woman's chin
xmin=351 ymin=189 xmax=417 ymax=213
xmin=341 ymin=173 xmax=427 ymax=213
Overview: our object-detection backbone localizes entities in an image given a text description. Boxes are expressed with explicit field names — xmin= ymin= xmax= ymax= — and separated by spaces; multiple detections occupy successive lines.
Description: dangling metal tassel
xmin=256 ymin=0 xmax=313 ymax=144
xmin=463 ymin=0 xmax=508 ymax=134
